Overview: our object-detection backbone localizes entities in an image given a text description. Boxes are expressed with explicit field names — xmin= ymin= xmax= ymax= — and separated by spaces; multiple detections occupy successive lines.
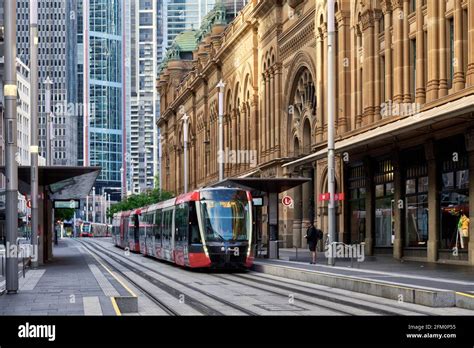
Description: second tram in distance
xmin=112 ymin=187 xmax=255 ymax=269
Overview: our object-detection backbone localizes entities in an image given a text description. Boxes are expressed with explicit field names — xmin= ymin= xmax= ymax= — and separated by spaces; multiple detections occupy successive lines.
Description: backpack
xmin=315 ymin=229 xmax=323 ymax=240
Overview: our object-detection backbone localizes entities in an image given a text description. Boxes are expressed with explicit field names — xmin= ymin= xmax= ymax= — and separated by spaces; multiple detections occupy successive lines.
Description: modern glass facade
xmin=84 ymin=0 xmax=124 ymax=190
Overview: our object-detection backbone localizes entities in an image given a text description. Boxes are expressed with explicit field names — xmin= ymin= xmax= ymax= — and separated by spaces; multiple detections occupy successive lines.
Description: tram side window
xmin=175 ymin=203 xmax=189 ymax=243
xmin=189 ymin=202 xmax=201 ymax=244
xmin=155 ymin=209 xmax=162 ymax=242
xmin=163 ymin=210 xmax=172 ymax=241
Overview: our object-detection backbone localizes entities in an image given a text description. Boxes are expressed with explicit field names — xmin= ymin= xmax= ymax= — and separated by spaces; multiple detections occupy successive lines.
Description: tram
xmin=112 ymin=187 xmax=255 ymax=269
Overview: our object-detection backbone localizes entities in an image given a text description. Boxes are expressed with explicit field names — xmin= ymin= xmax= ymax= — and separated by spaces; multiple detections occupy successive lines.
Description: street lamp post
xmin=4 ymin=0 xmax=19 ymax=293
xmin=30 ymin=0 xmax=40 ymax=268
xmin=92 ymin=187 xmax=96 ymax=223
xmin=85 ymin=195 xmax=89 ymax=222
xmin=44 ymin=76 xmax=53 ymax=166
xmin=120 ymin=167 xmax=125 ymax=199
xmin=327 ymin=0 xmax=336 ymax=266
xmin=217 ymin=80 xmax=225 ymax=182
xmin=183 ymin=113 xmax=189 ymax=193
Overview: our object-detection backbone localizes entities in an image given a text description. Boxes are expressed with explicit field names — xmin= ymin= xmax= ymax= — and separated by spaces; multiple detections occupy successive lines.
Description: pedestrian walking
xmin=305 ymin=222 xmax=323 ymax=264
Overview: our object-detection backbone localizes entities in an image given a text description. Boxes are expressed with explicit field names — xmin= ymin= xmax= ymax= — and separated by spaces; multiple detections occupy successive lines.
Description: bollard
xmin=295 ymin=246 xmax=298 ymax=261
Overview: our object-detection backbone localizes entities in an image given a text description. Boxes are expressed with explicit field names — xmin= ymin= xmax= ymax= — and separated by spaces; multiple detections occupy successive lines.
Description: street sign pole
xmin=327 ymin=0 xmax=336 ymax=266
xmin=183 ymin=113 xmax=189 ymax=193
xmin=5 ymin=0 xmax=19 ymax=293
xmin=217 ymin=80 xmax=225 ymax=182
xmin=30 ymin=0 xmax=40 ymax=268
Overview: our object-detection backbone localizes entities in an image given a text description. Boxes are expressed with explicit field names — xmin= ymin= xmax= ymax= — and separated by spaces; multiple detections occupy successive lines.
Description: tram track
xmin=78 ymin=239 xmax=259 ymax=316
xmin=78 ymin=240 xmax=215 ymax=315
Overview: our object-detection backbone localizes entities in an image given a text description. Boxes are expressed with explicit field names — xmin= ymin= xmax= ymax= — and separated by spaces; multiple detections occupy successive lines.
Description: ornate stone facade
xmin=158 ymin=0 xmax=474 ymax=265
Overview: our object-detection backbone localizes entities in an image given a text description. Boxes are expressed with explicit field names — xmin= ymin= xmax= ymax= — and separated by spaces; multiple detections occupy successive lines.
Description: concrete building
xmin=158 ymin=0 xmax=474 ymax=265
xmin=16 ymin=0 xmax=78 ymax=166
xmin=129 ymin=0 xmax=159 ymax=194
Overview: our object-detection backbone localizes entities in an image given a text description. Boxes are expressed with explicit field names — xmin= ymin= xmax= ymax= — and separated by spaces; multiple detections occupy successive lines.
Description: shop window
xmin=440 ymin=155 xmax=469 ymax=251
xmin=405 ymin=164 xmax=428 ymax=248
xmin=374 ymin=159 xmax=394 ymax=247
xmin=348 ymin=165 xmax=366 ymax=244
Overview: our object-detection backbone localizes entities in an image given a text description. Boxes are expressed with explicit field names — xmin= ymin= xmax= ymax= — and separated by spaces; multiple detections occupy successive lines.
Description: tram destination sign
xmin=54 ymin=200 xmax=80 ymax=209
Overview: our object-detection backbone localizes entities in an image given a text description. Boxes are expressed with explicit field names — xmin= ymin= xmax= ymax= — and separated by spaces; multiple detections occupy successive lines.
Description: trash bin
xmin=268 ymin=240 xmax=279 ymax=259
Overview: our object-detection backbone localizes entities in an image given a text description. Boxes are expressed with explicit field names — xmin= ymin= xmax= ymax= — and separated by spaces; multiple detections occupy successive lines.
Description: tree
xmin=107 ymin=188 xmax=174 ymax=219
xmin=55 ymin=208 xmax=75 ymax=221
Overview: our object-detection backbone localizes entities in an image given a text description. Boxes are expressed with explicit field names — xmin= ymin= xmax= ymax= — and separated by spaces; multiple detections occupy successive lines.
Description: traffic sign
xmin=281 ymin=195 xmax=294 ymax=207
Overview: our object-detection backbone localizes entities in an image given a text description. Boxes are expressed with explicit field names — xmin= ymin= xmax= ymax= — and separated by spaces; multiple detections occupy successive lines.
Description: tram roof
xmin=210 ymin=177 xmax=310 ymax=194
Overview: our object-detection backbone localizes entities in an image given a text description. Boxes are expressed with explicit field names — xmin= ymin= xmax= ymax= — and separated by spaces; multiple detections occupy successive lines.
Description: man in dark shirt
xmin=305 ymin=222 xmax=323 ymax=264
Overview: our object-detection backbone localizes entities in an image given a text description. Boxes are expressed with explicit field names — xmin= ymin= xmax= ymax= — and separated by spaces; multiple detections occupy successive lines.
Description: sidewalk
xmin=253 ymin=248 xmax=474 ymax=309
xmin=0 ymin=239 xmax=132 ymax=315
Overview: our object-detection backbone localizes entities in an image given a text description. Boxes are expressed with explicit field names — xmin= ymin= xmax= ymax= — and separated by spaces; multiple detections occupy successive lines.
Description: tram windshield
xmin=200 ymin=190 xmax=251 ymax=242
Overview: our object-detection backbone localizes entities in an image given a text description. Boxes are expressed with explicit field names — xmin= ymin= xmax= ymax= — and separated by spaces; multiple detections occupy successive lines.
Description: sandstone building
xmin=158 ymin=0 xmax=474 ymax=265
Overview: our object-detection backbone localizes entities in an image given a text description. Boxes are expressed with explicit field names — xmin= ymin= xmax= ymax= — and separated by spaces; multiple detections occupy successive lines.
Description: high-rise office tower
xmin=16 ymin=0 xmax=78 ymax=166
xmin=81 ymin=0 xmax=127 ymax=194
xmin=128 ymin=0 xmax=158 ymax=193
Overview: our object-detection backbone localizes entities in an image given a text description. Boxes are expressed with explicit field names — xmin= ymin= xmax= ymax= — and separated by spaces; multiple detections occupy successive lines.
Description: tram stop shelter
xmin=0 ymin=166 xmax=101 ymax=265
xmin=212 ymin=177 xmax=310 ymax=259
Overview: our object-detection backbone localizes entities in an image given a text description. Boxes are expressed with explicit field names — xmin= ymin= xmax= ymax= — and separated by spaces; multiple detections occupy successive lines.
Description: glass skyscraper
xmin=83 ymin=0 xmax=124 ymax=192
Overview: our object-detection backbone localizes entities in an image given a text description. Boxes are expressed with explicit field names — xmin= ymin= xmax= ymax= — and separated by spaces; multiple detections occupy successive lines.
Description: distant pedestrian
xmin=305 ymin=222 xmax=323 ymax=264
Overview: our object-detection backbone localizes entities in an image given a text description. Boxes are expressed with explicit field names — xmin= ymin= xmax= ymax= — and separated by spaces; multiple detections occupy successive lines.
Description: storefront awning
xmin=282 ymin=94 xmax=474 ymax=169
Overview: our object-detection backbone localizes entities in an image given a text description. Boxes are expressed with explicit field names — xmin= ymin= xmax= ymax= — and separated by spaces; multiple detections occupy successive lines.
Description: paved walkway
xmin=256 ymin=248 xmax=474 ymax=294
xmin=0 ymin=239 xmax=130 ymax=315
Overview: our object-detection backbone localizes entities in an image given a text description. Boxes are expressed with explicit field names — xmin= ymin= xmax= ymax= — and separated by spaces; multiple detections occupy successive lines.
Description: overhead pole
xmin=30 ymin=0 xmax=40 ymax=268
xmin=4 ymin=0 xmax=19 ymax=293
xmin=183 ymin=113 xmax=189 ymax=193
xmin=327 ymin=0 xmax=336 ymax=266
xmin=217 ymin=80 xmax=225 ymax=182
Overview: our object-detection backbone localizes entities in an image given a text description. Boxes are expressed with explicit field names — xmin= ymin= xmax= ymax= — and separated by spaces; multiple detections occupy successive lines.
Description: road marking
xmin=83 ymin=296 xmax=102 ymax=315
xmin=20 ymin=270 xmax=46 ymax=291
xmin=79 ymin=242 xmax=137 ymax=297
xmin=110 ymin=297 xmax=122 ymax=316
xmin=455 ymin=292 xmax=474 ymax=298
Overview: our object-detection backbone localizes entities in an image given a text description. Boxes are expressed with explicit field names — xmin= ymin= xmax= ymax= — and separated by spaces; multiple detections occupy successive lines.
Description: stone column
xmin=356 ymin=30 xmax=363 ymax=128
xmin=415 ymin=0 xmax=426 ymax=105
xmin=265 ymin=72 xmax=271 ymax=157
xmin=316 ymin=31 xmax=324 ymax=142
xmin=425 ymin=139 xmax=439 ymax=262
xmin=293 ymin=171 xmax=303 ymax=248
xmin=251 ymin=96 xmax=259 ymax=164
xmin=392 ymin=1 xmax=404 ymax=104
xmin=337 ymin=12 xmax=349 ymax=132
xmin=374 ymin=10 xmax=382 ymax=122
xmin=270 ymin=67 xmax=275 ymax=155
xmin=438 ymin=0 xmax=448 ymax=96
xmin=403 ymin=0 xmax=411 ymax=103
xmin=453 ymin=0 xmax=465 ymax=92
xmin=350 ymin=26 xmax=357 ymax=131
xmin=301 ymin=167 xmax=313 ymax=249
xmin=383 ymin=2 xmax=393 ymax=103
xmin=362 ymin=10 xmax=375 ymax=125
xmin=467 ymin=0 xmax=474 ymax=86
xmin=364 ymin=156 xmax=375 ymax=256
xmin=426 ymin=0 xmax=439 ymax=101
xmin=465 ymin=130 xmax=474 ymax=265
xmin=392 ymin=149 xmax=403 ymax=259
xmin=275 ymin=63 xmax=282 ymax=157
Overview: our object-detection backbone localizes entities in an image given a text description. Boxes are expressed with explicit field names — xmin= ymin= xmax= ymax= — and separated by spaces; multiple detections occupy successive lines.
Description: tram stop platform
xmin=0 ymin=239 xmax=138 ymax=315
xmin=254 ymin=248 xmax=474 ymax=310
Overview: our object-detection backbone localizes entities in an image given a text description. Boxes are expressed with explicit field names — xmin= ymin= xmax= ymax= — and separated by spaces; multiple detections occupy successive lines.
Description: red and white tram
xmin=112 ymin=187 xmax=255 ymax=269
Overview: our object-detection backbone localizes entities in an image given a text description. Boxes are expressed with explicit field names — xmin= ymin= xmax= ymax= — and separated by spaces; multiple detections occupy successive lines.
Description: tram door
xmin=162 ymin=208 xmax=174 ymax=261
